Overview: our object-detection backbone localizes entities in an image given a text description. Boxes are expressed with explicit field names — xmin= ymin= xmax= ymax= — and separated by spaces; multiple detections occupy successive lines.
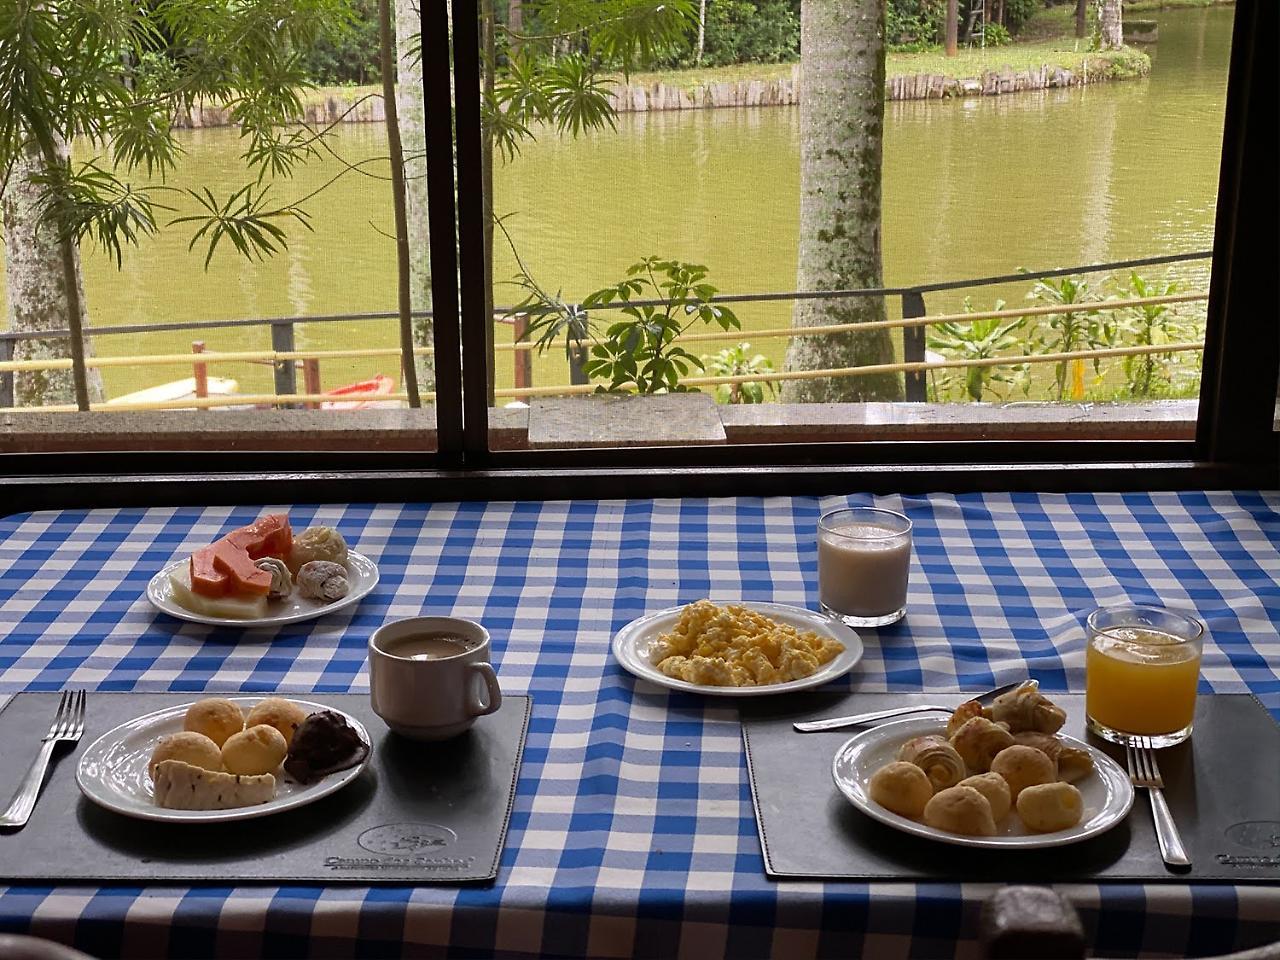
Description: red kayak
xmin=320 ymin=374 xmax=398 ymax=410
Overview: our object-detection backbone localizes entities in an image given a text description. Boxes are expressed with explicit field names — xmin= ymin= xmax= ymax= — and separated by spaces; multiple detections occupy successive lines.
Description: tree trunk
xmin=782 ymin=0 xmax=901 ymax=403
xmin=508 ymin=0 xmax=522 ymax=38
xmin=394 ymin=0 xmax=433 ymax=393
xmin=1099 ymin=0 xmax=1123 ymax=49
xmin=1075 ymin=0 xmax=1088 ymax=39
xmin=696 ymin=0 xmax=707 ymax=65
xmin=1 ymin=142 xmax=103 ymax=408
xmin=945 ymin=0 xmax=958 ymax=56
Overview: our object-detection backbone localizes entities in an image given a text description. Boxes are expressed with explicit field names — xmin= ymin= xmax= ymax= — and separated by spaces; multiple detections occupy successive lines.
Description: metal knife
xmin=792 ymin=679 xmax=1027 ymax=733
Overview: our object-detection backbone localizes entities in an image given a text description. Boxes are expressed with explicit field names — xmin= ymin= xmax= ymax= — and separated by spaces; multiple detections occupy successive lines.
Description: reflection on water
xmin=0 ymin=7 xmax=1233 ymax=398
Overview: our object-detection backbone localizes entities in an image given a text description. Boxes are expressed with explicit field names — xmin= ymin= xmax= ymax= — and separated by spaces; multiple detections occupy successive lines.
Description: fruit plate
xmin=831 ymin=716 xmax=1134 ymax=849
xmin=76 ymin=697 xmax=371 ymax=824
xmin=146 ymin=552 xmax=379 ymax=627
xmin=611 ymin=600 xmax=863 ymax=697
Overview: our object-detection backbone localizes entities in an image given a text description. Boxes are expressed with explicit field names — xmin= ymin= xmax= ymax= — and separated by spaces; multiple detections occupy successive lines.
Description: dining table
xmin=0 ymin=490 xmax=1277 ymax=959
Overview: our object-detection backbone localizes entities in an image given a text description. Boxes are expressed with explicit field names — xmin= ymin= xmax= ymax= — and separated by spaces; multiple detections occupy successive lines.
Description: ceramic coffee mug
xmin=369 ymin=616 xmax=503 ymax=740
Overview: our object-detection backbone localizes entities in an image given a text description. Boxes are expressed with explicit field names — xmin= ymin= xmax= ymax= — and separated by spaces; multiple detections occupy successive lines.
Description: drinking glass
xmin=1085 ymin=603 xmax=1204 ymax=747
xmin=817 ymin=507 xmax=912 ymax=627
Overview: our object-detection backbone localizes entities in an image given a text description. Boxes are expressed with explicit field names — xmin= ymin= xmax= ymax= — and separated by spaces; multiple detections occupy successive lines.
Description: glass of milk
xmin=817 ymin=507 xmax=913 ymax=627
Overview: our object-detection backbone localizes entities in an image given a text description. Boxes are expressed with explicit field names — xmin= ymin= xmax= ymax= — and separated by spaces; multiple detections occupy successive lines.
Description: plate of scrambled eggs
xmin=612 ymin=599 xmax=863 ymax=696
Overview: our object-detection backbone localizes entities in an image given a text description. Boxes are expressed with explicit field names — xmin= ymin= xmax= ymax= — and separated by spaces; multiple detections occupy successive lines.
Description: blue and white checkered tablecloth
xmin=0 ymin=492 xmax=1278 ymax=959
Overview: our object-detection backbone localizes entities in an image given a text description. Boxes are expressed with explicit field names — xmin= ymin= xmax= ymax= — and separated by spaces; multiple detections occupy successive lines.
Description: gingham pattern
xmin=0 ymin=492 xmax=1278 ymax=960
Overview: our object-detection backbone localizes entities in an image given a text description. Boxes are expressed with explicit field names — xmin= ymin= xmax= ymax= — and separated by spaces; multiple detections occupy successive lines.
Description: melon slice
xmin=170 ymin=566 xmax=268 ymax=619
xmin=152 ymin=759 xmax=276 ymax=810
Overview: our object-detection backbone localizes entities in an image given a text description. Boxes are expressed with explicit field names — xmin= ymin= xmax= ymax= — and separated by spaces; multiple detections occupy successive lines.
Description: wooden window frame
xmin=0 ymin=0 xmax=1274 ymax=511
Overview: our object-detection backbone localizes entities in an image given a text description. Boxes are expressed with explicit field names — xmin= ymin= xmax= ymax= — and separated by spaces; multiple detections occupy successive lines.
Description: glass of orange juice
xmin=1085 ymin=604 xmax=1204 ymax=747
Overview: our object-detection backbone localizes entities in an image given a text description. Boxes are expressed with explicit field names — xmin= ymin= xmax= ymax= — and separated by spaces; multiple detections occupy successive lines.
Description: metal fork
xmin=0 ymin=690 xmax=87 ymax=830
xmin=1126 ymin=736 xmax=1190 ymax=868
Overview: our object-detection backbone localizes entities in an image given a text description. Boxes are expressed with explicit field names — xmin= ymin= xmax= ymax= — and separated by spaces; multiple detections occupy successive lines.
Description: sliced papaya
xmin=224 ymin=514 xmax=293 ymax=560
xmin=208 ymin=539 xmax=272 ymax=596
xmin=190 ymin=546 xmax=229 ymax=598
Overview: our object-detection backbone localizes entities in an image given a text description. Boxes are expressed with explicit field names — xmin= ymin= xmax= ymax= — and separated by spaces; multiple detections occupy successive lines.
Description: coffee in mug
xmin=382 ymin=632 xmax=479 ymax=661
xmin=369 ymin=616 xmax=502 ymax=741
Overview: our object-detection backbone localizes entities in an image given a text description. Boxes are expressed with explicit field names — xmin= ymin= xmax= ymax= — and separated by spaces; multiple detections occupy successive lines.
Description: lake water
xmin=0 ymin=7 xmax=1233 ymax=400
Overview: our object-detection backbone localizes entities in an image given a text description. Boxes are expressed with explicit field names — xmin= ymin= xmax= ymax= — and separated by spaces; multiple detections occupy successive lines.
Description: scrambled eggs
xmin=650 ymin=600 xmax=844 ymax=687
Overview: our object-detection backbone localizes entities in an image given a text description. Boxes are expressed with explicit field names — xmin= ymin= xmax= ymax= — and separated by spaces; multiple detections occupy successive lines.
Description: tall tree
xmin=782 ymin=0 xmax=902 ymax=402
xmin=2 ymin=142 xmax=103 ymax=407
xmin=394 ymin=0 xmax=433 ymax=390
xmin=1075 ymin=0 xmax=1088 ymax=39
xmin=946 ymin=0 xmax=958 ymax=57
xmin=1098 ymin=0 xmax=1123 ymax=49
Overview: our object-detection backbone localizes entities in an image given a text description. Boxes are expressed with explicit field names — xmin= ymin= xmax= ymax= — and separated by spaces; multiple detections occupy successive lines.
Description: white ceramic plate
xmin=612 ymin=600 xmax=863 ymax=697
xmin=146 ymin=552 xmax=379 ymax=627
xmin=76 ymin=697 xmax=371 ymax=823
xmin=831 ymin=716 xmax=1134 ymax=849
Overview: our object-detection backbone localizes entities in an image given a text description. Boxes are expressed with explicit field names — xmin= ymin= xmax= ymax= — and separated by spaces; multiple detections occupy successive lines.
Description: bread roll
xmin=897 ymin=735 xmax=966 ymax=791
xmin=221 ymin=723 xmax=288 ymax=776
xmin=150 ymin=731 xmax=222 ymax=779
xmin=923 ymin=785 xmax=997 ymax=836
xmin=245 ymin=698 xmax=309 ymax=747
xmin=1016 ymin=781 xmax=1084 ymax=832
xmin=958 ymin=772 xmax=1012 ymax=821
xmin=183 ymin=698 xmax=244 ymax=747
xmin=868 ymin=761 xmax=934 ymax=818
xmin=990 ymin=744 xmax=1057 ymax=801
xmin=288 ymin=526 xmax=348 ymax=573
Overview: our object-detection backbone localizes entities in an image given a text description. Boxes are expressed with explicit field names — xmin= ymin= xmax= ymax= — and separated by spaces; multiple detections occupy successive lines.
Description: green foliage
xmin=981 ymin=23 xmax=1013 ymax=46
xmin=299 ymin=0 xmax=381 ymax=85
xmin=697 ymin=0 xmax=799 ymax=66
xmin=886 ymin=0 xmax=944 ymax=50
xmin=1107 ymin=272 xmax=1197 ymax=398
xmin=926 ymin=298 xmax=1030 ymax=402
xmin=517 ymin=256 xmax=740 ymax=394
xmin=702 ymin=343 xmax=778 ymax=403
xmin=1025 ymin=274 xmax=1108 ymax=401
xmin=1001 ymin=0 xmax=1043 ymax=35
xmin=0 ymin=0 xmax=353 ymax=268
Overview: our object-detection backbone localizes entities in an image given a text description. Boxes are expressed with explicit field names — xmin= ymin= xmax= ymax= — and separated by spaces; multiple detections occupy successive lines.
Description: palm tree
xmin=782 ymin=0 xmax=902 ymax=402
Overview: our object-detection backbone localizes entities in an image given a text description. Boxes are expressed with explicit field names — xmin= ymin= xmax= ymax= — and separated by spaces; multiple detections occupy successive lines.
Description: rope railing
xmin=0 ymin=340 xmax=1204 ymax=412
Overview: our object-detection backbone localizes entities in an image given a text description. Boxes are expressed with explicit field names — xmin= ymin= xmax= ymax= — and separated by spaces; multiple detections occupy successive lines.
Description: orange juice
xmin=1086 ymin=627 xmax=1201 ymax=736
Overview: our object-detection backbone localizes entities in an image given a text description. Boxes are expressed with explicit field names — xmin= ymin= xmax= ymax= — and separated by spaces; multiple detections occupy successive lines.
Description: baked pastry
xmin=868 ymin=762 xmax=934 ymax=818
xmin=283 ymin=710 xmax=370 ymax=783
xmin=245 ymin=698 xmax=309 ymax=747
xmin=149 ymin=731 xmax=223 ymax=779
xmin=897 ymin=735 xmax=966 ymax=791
xmin=254 ymin=557 xmax=292 ymax=600
xmin=990 ymin=744 xmax=1057 ymax=801
xmin=946 ymin=699 xmax=985 ymax=738
xmin=950 ymin=716 xmax=1015 ymax=773
xmin=958 ymin=772 xmax=1012 ymax=822
xmin=923 ymin=785 xmax=997 ymax=836
xmin=152 ymin=760 xmax=276 ymax=810
xmin=1012 ymin=732 xmax=1095 ymax=784
xmin=221 ymin=724 xmax=288 ymax=776
xmin=984 ymin=681 xmax=1067 ymax=734
xmin=183 ymin=698 xmax=245 ymax=747
xmin=288 ymin=526 xmax=349 ymax=573
xmin=296 ymin=560 xmax=350 ymax=601
xmin=1016 ymin=781 xmax=1084 ymax=832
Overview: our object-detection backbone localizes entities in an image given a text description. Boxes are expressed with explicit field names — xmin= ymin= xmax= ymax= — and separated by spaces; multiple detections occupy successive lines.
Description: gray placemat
xmin=742 ymin=693 xmax=1280 ymax=882
xmin=0 ymin=692 xmax=530 ymax=884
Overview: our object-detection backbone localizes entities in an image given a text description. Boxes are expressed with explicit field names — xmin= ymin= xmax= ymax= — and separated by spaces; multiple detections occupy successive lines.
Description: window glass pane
xmin=0 ymin=1 xmax=437 ymax=454
xmin=480 ymin=0 xmax=1233 ymax=450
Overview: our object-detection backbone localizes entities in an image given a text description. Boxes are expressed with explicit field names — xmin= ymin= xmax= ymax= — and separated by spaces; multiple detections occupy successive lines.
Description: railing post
xmin=302 ymin=358 xmax=322 ymax=410
xmin=0 ymin=337 xmax=13 ymax=410
xmin=568 ymin=345 xmax=589 ymax=387
xmin=270 ymin=321 xmax=297 ymax=408
xmin=191 ymin=341 xmax=208 ymax=411
xmin=901 ymin=290 xmax=928 ymax=402
xmin=511 ymin=313 xmax=532 ymax=393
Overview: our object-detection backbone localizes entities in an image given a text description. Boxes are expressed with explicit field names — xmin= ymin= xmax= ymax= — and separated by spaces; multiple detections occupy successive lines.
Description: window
xmin=0 ymin=0 xmax=1275 ymax=498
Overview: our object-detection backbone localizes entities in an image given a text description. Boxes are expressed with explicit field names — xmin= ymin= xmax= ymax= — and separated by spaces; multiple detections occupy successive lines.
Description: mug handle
xmin=467 ymin=662 xmax=503 ymax=717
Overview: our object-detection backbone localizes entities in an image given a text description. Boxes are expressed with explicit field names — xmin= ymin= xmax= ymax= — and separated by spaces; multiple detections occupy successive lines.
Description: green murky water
xmin=0 ymin=7 xmax=1233 ymax=401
